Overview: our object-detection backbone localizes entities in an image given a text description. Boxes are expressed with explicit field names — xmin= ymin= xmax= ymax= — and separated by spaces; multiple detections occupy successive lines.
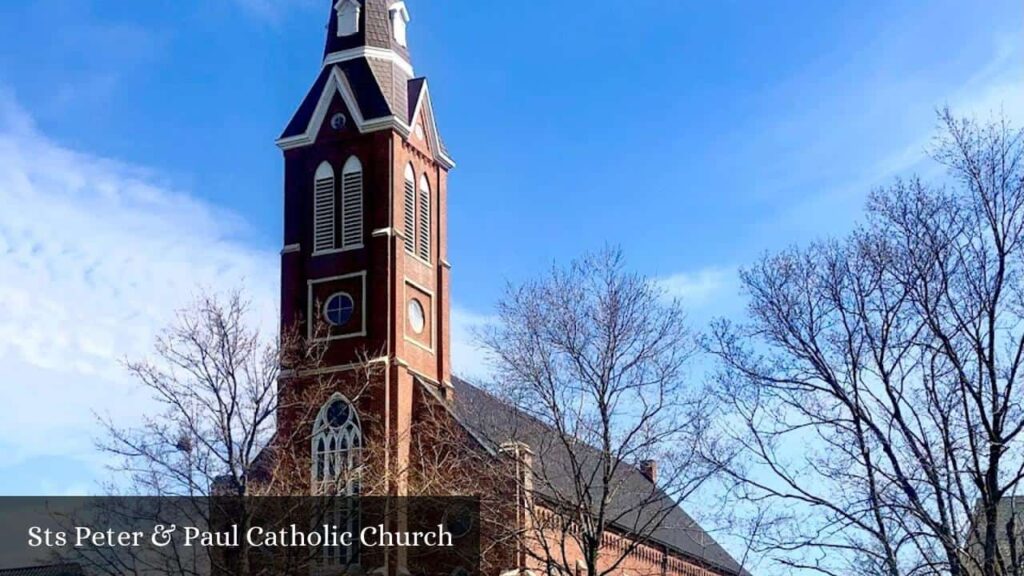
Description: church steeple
xmin=325 ymin=0 xmax=412 ymax=63
xmin=276 ymin=0 xmax=454 ymax=503
xmin=278 ymin=0 xmax=455 ymax=387
xmin=278 ymin=0 xmax=452 ymax=168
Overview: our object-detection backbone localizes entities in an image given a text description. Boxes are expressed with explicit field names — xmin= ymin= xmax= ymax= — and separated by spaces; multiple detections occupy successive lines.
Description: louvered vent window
xmin=340 ymin=156 xmax=363 ymax=249
xmin=313 ymin=162 xmax=336 ymax=253
xmin=403 ymin=164 xmax=416 ymax=254
xmin=418 ymin=175 xmax=431 ymax=262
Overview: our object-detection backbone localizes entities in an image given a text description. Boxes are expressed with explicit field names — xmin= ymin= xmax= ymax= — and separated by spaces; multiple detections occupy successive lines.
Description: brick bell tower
xmin=277 ymin=0 xmax=455 ymax=493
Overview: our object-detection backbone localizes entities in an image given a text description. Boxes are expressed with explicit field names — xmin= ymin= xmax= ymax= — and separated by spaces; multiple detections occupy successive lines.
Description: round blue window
xmin=324 ymin=293 xmax=355 ymax=327
xmin=325 ymin=399 xmax=351 ymax=428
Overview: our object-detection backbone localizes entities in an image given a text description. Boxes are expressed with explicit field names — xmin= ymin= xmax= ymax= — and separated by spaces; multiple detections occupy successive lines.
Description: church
xmin=270 ymin=2 xmax=747 ymax=576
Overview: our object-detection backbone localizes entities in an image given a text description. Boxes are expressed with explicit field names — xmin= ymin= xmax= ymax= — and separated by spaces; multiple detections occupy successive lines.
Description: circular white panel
xmin=408 ymin=299 xmax=425 ymax=334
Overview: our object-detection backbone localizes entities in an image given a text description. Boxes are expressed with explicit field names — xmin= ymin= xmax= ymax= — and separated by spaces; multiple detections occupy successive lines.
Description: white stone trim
xmin=312 ymin=245 xmax=364 ymax=257
xmin=408 ymin=79 xmax=455 ymax=168
xmin=323 ymin=46 xmax=414 ymax=77
xmin=277 ymin=66 xmax=455 ymax=171
xmin=281 ymin=356 xmax=389 ymax=379
xmin=308 ymin=271 xmax=368 ymax=341
xmin=403 ymin=277 xmax=435 ymax=353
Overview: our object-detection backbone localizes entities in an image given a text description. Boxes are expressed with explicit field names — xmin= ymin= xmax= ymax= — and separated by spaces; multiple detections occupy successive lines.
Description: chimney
xmin=639 ymin=460 xmax=658 ymax=483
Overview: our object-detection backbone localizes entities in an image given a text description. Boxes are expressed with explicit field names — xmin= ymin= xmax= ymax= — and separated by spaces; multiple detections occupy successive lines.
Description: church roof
xmin=279 ymin=60 xmax=393 ymax=140
xmin=278 ymin=1 xmax=451 ymax=167
xmin=444 ymin=377 xmax=748 ymax=576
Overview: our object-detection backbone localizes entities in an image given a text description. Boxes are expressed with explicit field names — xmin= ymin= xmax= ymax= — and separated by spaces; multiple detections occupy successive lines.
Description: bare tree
xmin=480 ymin=247 xmax=729 ymax=576
xmin=705 ymin=110 xmax=1024 ymax=576
xmin=97 ymin=290 xmax=349 ymax=497
xmin=78 ymin=290 xmax=383 ymax=576
xmin=86 ymin=289 xmax=515 ymax=576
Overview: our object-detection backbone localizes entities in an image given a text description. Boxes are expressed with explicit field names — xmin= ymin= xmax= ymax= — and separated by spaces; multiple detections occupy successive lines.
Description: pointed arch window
xmin=403 ymin=164 xmax=416 ymax=254
xmin=341 ymin=156 xmax=364 ymax=250
xmin=312 ymin=394 xmax=363 ymax=494
xmin=312 ymin=394 xmax=362 ymax=567
xmin=418 ymin=174 xmax=431 ymax=261
xmin=313 ymin=162 xmax=336 ymax=254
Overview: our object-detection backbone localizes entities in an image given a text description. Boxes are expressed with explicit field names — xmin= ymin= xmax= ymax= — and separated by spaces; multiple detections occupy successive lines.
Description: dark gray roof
xmin=282 ymin=1 xmax=451 ymax=164
xmin=448 ymin=377 xmax=746 ymax=576
xmin=407 ymin=77 xmax=426 ymax=121
xmin=280 ymin=60 xmax=393 ymax=140
xmin=366 ymin=58 xmax=412 ymax=120
xmin=0 ymin=564 xmax=84 ymax=576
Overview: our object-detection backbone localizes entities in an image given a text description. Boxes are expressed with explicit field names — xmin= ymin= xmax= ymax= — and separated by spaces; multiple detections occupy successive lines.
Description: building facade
xmin=273 ymin=3 xmax=746 ymax=576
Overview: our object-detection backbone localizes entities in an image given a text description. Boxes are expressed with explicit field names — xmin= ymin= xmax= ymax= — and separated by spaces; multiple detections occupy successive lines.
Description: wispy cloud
xmin=659 ymin=267 xmax=737 ymax=312
xmin=774 ymin=33 xmax=1024 ymax=239
xmin=0 ymin=90 xmax=497 ymax=490
xmin=0 ymin=92 xmax=278 ymax=475
xmin=450 ymin=306 xmax=494 ymax=381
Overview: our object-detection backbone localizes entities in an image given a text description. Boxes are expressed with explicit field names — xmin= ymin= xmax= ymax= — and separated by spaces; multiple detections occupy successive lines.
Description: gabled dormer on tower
xmin=334 ymin=0 xmax=361 ymax=37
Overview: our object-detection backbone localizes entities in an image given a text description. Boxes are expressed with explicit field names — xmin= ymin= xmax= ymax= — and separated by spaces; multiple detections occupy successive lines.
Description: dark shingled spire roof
xmin=280 ymin=0 xmax=451 ymax=166
xmin=324 ymin=0 xmax=410 ymax=62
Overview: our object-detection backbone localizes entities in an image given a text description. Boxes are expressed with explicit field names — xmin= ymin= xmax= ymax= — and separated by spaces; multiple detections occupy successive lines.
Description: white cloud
xmin=450 ymin=306 xmax=494 ymax=381
xmin=0 ymin=91 xmax=500 ymax=482
xmin=0 ymin=93 xmax=279 ymax=468
xmin=659 ymin=267 xmax=736 ymax=311
xmin=951 ymin=34 xmax=1024 ymax=122
xmin=775 ymin=34 xmax=1024 ymax=238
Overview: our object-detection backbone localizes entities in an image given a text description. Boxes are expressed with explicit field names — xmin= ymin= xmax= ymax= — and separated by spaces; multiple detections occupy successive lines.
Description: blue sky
xmin=0 ymin=0 xmax=1020 ymax=513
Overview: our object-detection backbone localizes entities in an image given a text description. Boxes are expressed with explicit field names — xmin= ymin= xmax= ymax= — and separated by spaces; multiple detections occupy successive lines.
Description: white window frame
xmin=417 ymin=174 xmax=431 ymax=262
xmin=403 ymin=164 xmax=416 ymax=254
xmin=340 ymin=156 xmax=364 ymax=250
xmin=313 ymin=161 xmax=337 ymax=255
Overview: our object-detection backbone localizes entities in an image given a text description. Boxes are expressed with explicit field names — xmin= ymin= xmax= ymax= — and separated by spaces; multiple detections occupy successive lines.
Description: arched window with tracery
xmin=312 ymin=393 xmax=362 ymax=567
xmin=311 ymin=393 xmax=363 ymax=495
